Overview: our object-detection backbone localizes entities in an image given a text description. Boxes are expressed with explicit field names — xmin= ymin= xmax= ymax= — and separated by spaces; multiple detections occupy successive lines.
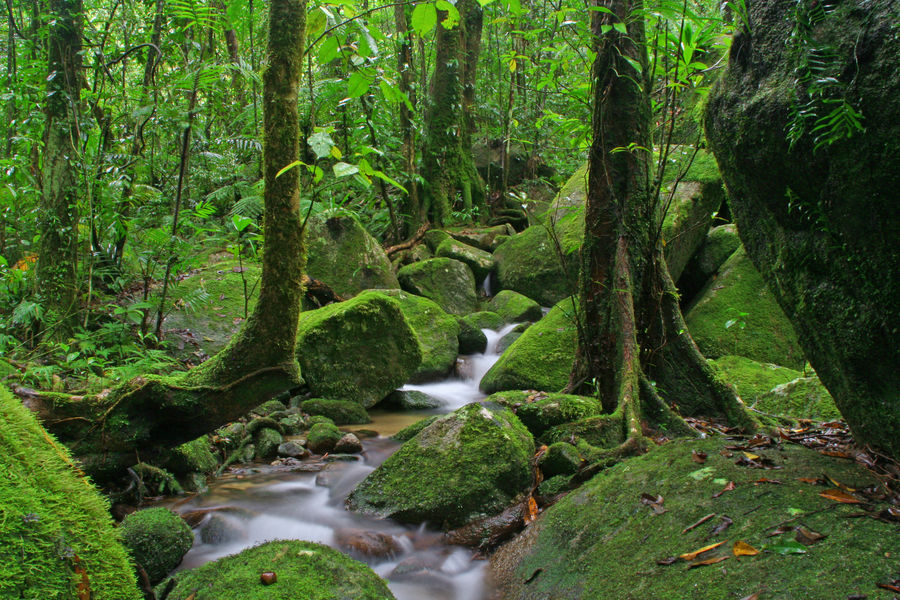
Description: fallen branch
xmin=384 ymin=223 xmax=429 ymax=257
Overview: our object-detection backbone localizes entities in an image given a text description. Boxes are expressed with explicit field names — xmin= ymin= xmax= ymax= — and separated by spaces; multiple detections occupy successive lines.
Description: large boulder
xmin=706 ymin=0 xmax=900 ymax=458
xmin=685 ymin=247 xmax=805 ymax=369
xmin=397 ymin=257 xmax=478 ymax=315
xmin=445 ymin=223 xmax=517 ymax=252
xmin=488 ymin=391 xmax=604 ymax=438
xmin=490 ymin=437 xmax=900 ymax=599
xmin=480 ymin=298 xmax=578 ymax=394
xmin=295 ymin=291 xmax=421 ymax=407
xmin=347 ymin=403 xmax=534 ymax=530
xmin=157 ymin=540 xmax=395 ymax=599
xmin=0 ymin=387 xmax=141 ymax=599
xmin=120 ymin=507 xmax=193 ymax=585
xmin=370 ymin=289 xmax=460 ymax=382
xmin=306 ymin=211 xmax=399 ymax=298
xmin=434 ymin=237 xmax=493 ymax=284
xmin=488 ymin=290 xmax=542 ymax=323
xmin=678 ymin=224 xmax=742 ymax=303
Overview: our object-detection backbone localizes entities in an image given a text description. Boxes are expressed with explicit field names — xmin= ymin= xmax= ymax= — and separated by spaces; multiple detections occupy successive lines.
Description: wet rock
xmin=435 ymin=237 xmax=493 ymax=284
xmin=199 ymin=512 xmax=247 ymax=545
xmin=488 ymin=290 xmax=542 ymax=323
xmin=120 ymin=507 xmax=193 ymax=585
xmin=245 ymin=417 xmax=284 ymax=436
xmin=457 ymin=317 xmax=488 ymax=354
xmin=397 ymin=257 xmax=479 ymax=315
xmin=539 ymin=442 xmax=581 ymax=476
xmin=163 ymin=435 xmax=218 ymax=475
xmin=390 ymin=416 xmax=440 ymax=442
xmin=253 ymin=427 xmax=283 ymax=461
xmin=490 ymin=391 xmax=603 ymax=438
xmin=444 ymin=502 xmax=526 ymax=549
xmin=277 ymin=441 xmax=309 ymax=459
xmin=334 ymin=433 xmax=363 ymax=454
xmin=381 ymin=390 xmax=442 ymax=411
xmin=307 ymin=422 xmax=342 ymax=454
xmin=463 ymin=310 xmax=505 ymax=331
xmin=302 ymin=398 xmax=371 ymax=425
xmin=335 ymin=528 xmax=402 ymax=558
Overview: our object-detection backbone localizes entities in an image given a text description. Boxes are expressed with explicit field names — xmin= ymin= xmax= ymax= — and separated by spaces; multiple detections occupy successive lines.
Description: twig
xmin=682 ymin=512 xmax=716 ymax=533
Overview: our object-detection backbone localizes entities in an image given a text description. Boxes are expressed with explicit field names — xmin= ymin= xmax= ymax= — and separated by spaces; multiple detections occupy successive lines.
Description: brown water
xmin=166 ymin=323 xmax=521 ymax=600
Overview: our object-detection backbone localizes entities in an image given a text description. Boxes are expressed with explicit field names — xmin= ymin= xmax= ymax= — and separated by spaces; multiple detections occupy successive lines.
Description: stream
xmin=167 ymin=323 xmax=520 ymax=599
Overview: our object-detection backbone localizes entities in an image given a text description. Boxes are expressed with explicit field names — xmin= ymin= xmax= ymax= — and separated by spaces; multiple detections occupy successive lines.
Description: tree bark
xmin=394 ymin=1 xmax=422 ymax=230
xmin=36 ymin=0 xmax=82 ymax=340
xmin=29 ymin=0 xmax=309 ymax=478
xmin=421 ymin=0 xmax=485 ymax=227
xmin=567 ymin=0 xmax=753 ymax=454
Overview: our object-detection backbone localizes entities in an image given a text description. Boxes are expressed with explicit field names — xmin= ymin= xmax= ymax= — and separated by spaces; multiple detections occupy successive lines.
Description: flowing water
xmin=167 ymin=323 xmax=520 ymax=599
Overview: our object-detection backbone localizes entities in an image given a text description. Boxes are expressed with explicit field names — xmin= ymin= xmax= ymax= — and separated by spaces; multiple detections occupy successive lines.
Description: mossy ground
xmin=0 ymin=386 xmax=141 ymax=600
xmin=158 ymin=540 xmax=395 ymax=599
xmin=686 ymin=247 xmax=805 ymax=369
xmin=480 ymin=298 xmax=578 ymax=394
xmin=492 ymin=436 xmax=900 ymax=599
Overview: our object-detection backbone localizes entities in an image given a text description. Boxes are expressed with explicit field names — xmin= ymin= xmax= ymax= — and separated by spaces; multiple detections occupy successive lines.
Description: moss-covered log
xmin=705 ymin=0 xmax=900 ymax=458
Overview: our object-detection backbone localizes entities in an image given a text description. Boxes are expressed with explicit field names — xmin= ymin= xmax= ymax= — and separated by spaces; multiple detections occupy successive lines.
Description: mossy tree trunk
xmin=36 ymin=0 xmax=83 ymax=341
xmin=25 ymin=0 xmax=309 ymax=478
xmin=566 ymin=0 xmax=753 ymax=455
xmin=421 ymin=0 xmax=486 ymax=227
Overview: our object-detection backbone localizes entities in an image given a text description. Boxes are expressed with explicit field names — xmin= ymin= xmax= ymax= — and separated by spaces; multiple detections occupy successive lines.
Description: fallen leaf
xmin=640 ymin=493 xmax=663 ymax=505
xmin=798 ymin=477 xmax=823 ymax=484
xmin=710 ymin=515 xmax=734 ymax=536
xmin=743 ymin=451 xmax=760 ymax=460
xmin=688 ymin=555 xmax=729 ymax=569
xmin=733 ymin=540 xmax=760 ymax=557
xmin=692 ymin=450 xmax=708 ymax=464
xmin=767 ymin=540 xmax=808 ymax=555
xmin=739 ymin=594 xmax=759 ymax=600
xmin=524 ymin=496 xmax=539 ymax=524
xmin=876 ymin=507 xmax=900 ymax=522
xmin=754 ymin=478 xmax=782 ymax=485
xmin=713 ymin=481 xmax=736 ymax=498
xmin=767 ymin=525 xmax=795 ymax=537
xmin=876 ymin=582 xmax=900 ymax=593
xmin=656 ymin=556 xmax=678 ymax=566
xmin=795 ymin=526 xmax=826 ymax=546
xmin=679 ymin=540 xmax=726 ymax=561
xmin=682 ymin=513 xmax=716 ymax=533
xmin=824 ymin=474 xmax=857 ymax=492
xmin=819 ymin=488 xmax=861 ymax=504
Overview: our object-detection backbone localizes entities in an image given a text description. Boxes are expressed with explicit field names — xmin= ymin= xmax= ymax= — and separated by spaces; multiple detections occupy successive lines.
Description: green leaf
xmin=307 ymin=7 xmax=327 ymax=37
xmin=333 ymin=162 xmax=359 ymax=178
xmin=318 ymin=36 xmax=340 ymax=64
xmin=766 ymin=540 xmax=807 ymax=555
xmin=613 ymin=22 xmax=627 ymax=34
xmin=276 ymin=160 xmax=304 ymax=178
xmin=231 ymin=214 xmax=253 ymax=232
xmin=347 ymin=72 xmax=371 ymax=98
xmin=436 ymin=0 xmax=460 ymax=28
xmin=308 ymin=130 xmax=336 ymax=159
xmin=411 ymin=3 xmax=437 ymax=36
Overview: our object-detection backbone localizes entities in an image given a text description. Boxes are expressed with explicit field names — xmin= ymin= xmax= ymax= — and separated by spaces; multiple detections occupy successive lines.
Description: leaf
xmin=743 ymin=452 xmax=760 ymax=460
xmin=333 ymin=162 xmax=359 ymax=178
xmin=688 ymin=555 xmax=729 ymax=569
xmin=710 ymin=515 xmax=733 ymax=536
xmin=824 ymin=474 xmax=856 ymax=492
xmin=306 ymin=7 xmax=327 ymax=37
xmin=656 ymin=556 xmax=678 ymax=566
xmin=691 ymin=450 xmax=708 ymax=464
xmin=819 ymin=488 xmax=861 ymax=504
xmin=712 ymin=481 xmax=736 ymax=498
xmin=318 ymin=36 xmax=340 ymax=64
xmin=766 ymin=540 xmax=807 ymax=555
xmin=794 ymin=526 xmax=826 ymax=546
xmin=739 ymin=594 xmax=760 ymax=600
xmin=613 ymin=22 xmax=627 ymax=34
xmin=524 ymin=496 xmax=539 ymax=524
xmin=733 ymin=540 xmax=759 ymax=557
xmin=679 ymin=540 xmax=726 ymax=561
xmin=308 ymin=130 xmax=336 ymax=159
xmin=411 ymin=3 xmax=437 ymax=36
xmin=347 ymin=71 xmax=371 ymax=98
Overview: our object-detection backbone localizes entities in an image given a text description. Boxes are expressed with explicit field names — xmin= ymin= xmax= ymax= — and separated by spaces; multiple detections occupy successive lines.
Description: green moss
xmin=381 ymin=390 xmax=441 ymax=411
xmin=711 ymin=355 xmax=802 ymax=405
xmin=0 ymin=387 xmax=141 ymax=600
xmin=390 ymin=416 xmax=440 ymax=441
xmin=253 ymin=427 xmax=284 ymax=460
xmin=165 ymin=435 xmax=218 ymax=475
xmin=306 ymin=211 xmax=399 ymax=298
xmin=159 ymin=540 xmax=395 ymax=599
xmin=536 ymin=474 xmax=573 ymax=497
xmin=445 ymin=224 xmax=516 ymax=252
xmin=685 ymin=247 xmax=805 ymax=368
xmin=543 ymin=409 xmax=628 ymax=449
xmin=488 ymin=391 xmax=603 ymax=438
xmin=307 ymin=422 xmax=342 ymax=454
xmin=679 ymin=224 xmax=742 ymax=301
xmin=252 ymin=399 xmax=287 ymax=416
xmin=662 ymin=146 xmax=722 ymax=186
xmin=457 ymin=317 xmax=488 ymax=354
xmin=423 ymin=229 xmax=452 ymax=252
xmin=120 ymin=507 xmax=193 ymax=585
xmin=396 ymin=257 xmax=479 ymax=315
xmin=307 ymin=415 xmax=336 ymax=427
xmin=295 ymin=290 xmax=422 ymax=407
xmin=491 ymin=437 xmax=900 ymax=599
xmin=348 ymin=403 xmax=535 ymax=530
xmin=489 ymin=290 xmax=543 ymax=323
xmin=435 ymin=237 xmax=494 ymax=283
xmin=463 ymin=311 xmax=505 ymax=330
xmin=301 ymin=398 xmax=371 ymax=425
xmin=480 ymin=298 xmax=579 ymax=394
xmin=539 ymin=442 xmax=581 ymax=477
xmin=371 ymin=290 xmax=460 ymax=382
xmin=757 ymin=377 xmax=841 ymax=421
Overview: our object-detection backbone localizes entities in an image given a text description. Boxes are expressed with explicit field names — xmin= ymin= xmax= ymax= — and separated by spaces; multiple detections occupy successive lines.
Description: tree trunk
xmin=36 ymin=0 xmax=82 ymax=340
xmin=27 ymin=0 xmax=309 ymax=479
xmin=421 ymin=0 xmax=485 ymax=227
xmin=567 ymin=0 xmax=753 ymax=455
xmin=394 ymin=1 xmax=423 ymax=230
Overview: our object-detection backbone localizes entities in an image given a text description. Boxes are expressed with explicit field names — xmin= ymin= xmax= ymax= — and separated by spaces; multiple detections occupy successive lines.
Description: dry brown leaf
xmin=876 ymin=582 xmax=900 ymax=593
xmin=733 ymin=540 xmax=760 ymax=557
xmin=688 ymin=555 xmax=730 ymax=569
xmin=692 ymin=450 xmax=708 ymax=464
xmin=754 ymin=478 xmax=782 ymax=485
xmin=641 ymin=493 xmax=664 ymax=505
xmin=819 ymin=488 xmax=861 ymax=504
xmin=713 ymin=481 xmax=736 ymax=498
xmin=739 ymin=594 xmax=760 ymax=600
xmin=710 ymin=515 xmax=734 ymax=536
xmin=795 ymin=526 xmax=826 ymax=546
xmin=679 ymin=540 xmax=726 ymax=561
xmin=798 ymin=477 xmax=822 ymax=484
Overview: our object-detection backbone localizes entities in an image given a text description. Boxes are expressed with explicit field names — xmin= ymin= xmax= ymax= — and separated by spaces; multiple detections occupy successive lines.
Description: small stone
xmin=335 ymin=529 xmax=401 ymax=558
xmin=277 ymin=441 xmax=309 ymax=459
xmin=333 ymin=433 xmax=363 ymax=454
xmin=260 ymin=571 xmax=277 ymax=585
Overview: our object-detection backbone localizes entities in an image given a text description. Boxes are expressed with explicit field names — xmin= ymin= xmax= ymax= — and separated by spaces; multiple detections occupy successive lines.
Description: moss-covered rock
xmin=480 ymin=298 xmax=579 ymax=394
xmin=435 ymin=237 xmax=493 ymax=283
xmin=489 ymin=391 xmax=604 ymax=438
xmin=711 ymin=355 xmax=801 ymax=406
xmin=295 ymin=290 xmax=422 ymax=407
xmin=446 ymin=223 xmax=517 ymax=252
xmin=0 ymin=387 xmax=142 ymax=600
xmin=678 ymin=224 xmax=741 ymax=302
xmin=302 ymin=398 xmax=370 ymax=425
xmin=348 ymin=403 xmax=535 ymax=530
xmin=490 ymin=437 xmax=900 ymax=599
xmin=164 ymin=435 xmax=218 ymax=475
xmin=488 ymin=289 xmax=543 ymax=323
xmin=306 ymin=211 xmax=399 ymax=298
xmin=252 ymin=398 xmax=287 ymax=416
xmin=706 ymin=0 xmax=900 ymax=459
xmin=457 ymin=317 xmax=488 ymax=354
xmin=423 ymin=229 xmax=452 ymax=252
xmin=253 ymin=427 xmax=284 ymax=460
xmin=370 ymin=290 xmax=460 ymax=382
xmin=307 ymin=422 xmax=342 ymax=454
xmin=121 ymin=507 xmax=193 ymax=585
xmin=757 ymin=377 xmax=841 ymax=422
xmin=536 ymin=474 xmax=572 ymax=498
xmin=397 ymin=257 xmax=478 ymax=315
xmin=539 ymin=442 xmax=581 ymax=477
xmin=390 ymin=415 xmax=440 ymax=442
xmin=463 ymin=310 xmax=505 ymax=331
xmin=158 ymin=540 xmax=395 ymax=599
xmin=381 ymin=390 xmax=442 ymax=411
xmin=685 ymin=247 xmax=805 ymax=368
